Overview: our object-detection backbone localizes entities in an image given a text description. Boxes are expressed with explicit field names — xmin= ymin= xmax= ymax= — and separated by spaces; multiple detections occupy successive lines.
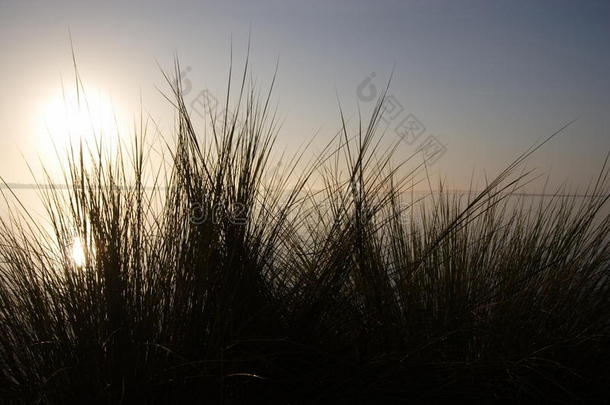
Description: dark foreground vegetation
xmin=1 ymin=61 xmax=609 ymax=404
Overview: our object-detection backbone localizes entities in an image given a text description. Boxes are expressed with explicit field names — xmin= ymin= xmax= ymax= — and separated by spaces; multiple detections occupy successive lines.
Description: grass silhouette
xmin=0 ymin=58 xmax=609 ymax=404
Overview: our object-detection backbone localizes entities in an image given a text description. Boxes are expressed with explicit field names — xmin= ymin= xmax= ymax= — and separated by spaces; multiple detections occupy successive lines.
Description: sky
xmin=0 ymin=0 xmax=609 ymax=195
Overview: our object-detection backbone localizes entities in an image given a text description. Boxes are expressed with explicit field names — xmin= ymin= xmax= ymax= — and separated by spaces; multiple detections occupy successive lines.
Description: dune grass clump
xmin=0 ymin=60 xmax=609 ymax=404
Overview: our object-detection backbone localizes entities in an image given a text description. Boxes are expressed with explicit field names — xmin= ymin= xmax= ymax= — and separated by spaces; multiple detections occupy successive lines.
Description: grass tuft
xmin=0 ymin=58 xmax=609 ymax=404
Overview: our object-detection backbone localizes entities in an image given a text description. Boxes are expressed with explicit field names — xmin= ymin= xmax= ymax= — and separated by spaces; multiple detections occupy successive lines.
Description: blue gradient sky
xmin=1 ymin=0 xmax=609 ymax=191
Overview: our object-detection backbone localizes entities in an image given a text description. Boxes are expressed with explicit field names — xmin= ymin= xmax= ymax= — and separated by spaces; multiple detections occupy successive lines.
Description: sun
xmin=39 ymin=88 xmax=124 ymax=149
xmin=35 ymin=86 xmax=128 ymax=178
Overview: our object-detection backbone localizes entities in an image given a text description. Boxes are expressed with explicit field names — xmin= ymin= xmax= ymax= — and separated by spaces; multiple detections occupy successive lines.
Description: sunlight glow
xmin=71 ymin=237 xmax=86 ymax=267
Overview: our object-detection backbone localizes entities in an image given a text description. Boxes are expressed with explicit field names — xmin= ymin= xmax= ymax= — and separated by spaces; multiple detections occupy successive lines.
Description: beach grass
xmin=0 ymin=59 xmax=608 ymax=404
